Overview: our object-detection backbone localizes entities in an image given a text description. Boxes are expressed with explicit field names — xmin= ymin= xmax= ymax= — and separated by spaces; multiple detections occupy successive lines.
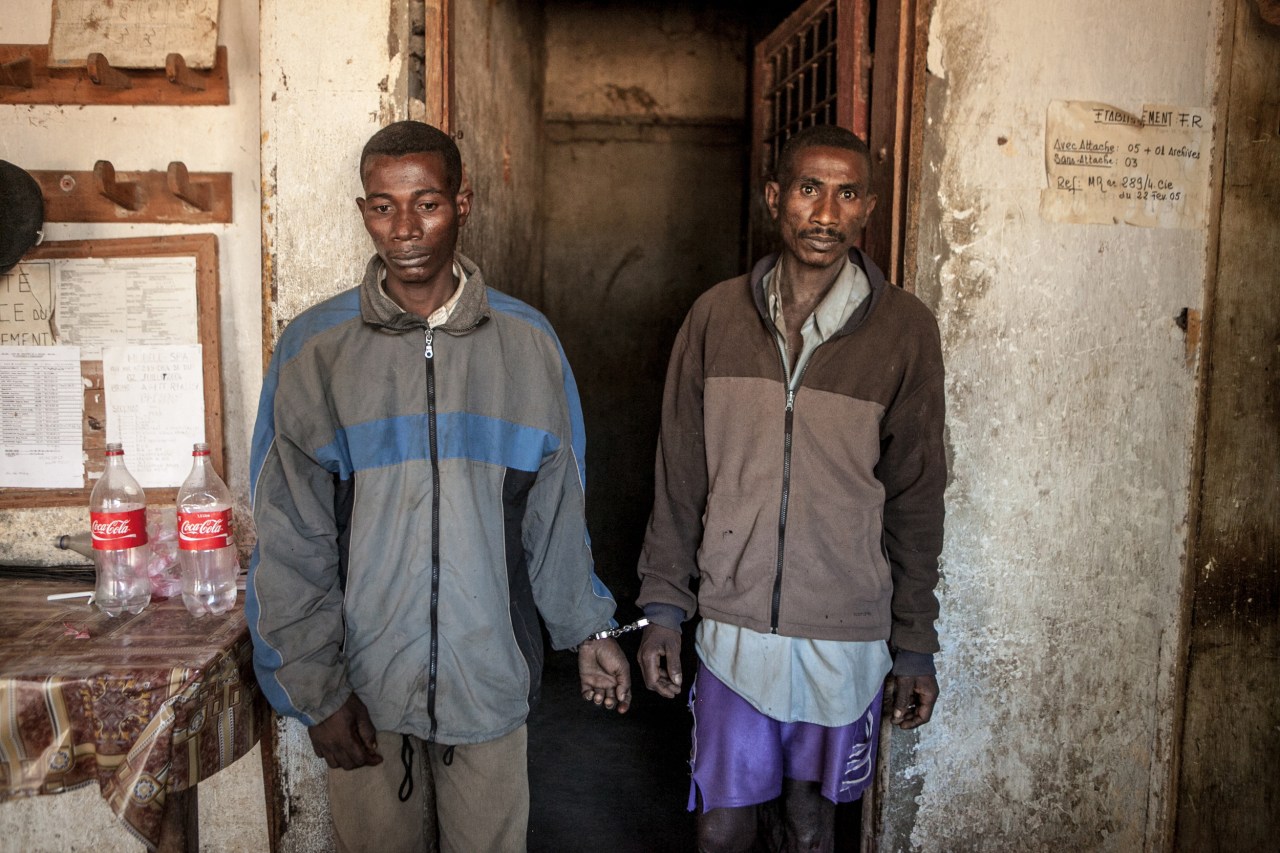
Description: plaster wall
xmin=260 ymin=0 xmax=410 ymax=335
xmin=885 ymin=0 xmax=1223 ymax=849
xmin=0 ymin=1 xmax=268 ymax=849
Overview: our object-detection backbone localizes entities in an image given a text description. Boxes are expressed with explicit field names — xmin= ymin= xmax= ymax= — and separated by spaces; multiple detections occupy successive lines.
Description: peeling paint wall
xmin=0 ymin=0 xmax=269 ymax=849
xmin=885 ymin=0 xmax=1224 ymax=849
xmin=541 ymin=1 xmax=749 ymax=601
xmin=260 ymin=0 xmax=409 ymax=337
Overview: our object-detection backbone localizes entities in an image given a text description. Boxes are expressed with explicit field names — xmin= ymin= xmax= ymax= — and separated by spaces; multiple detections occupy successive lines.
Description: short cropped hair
xmin=773 ymin=125 xmax=872 ymax=188
xmin=360 ymin=121 xmax=463 ymax=195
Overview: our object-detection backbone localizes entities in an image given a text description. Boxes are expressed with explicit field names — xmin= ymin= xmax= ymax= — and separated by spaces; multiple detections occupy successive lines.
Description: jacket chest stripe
xmin=315 ymin=413 xmax=558 ymax=475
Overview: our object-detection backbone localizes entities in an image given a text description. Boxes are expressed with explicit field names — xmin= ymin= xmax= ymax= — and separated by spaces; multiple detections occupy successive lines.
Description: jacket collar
xmin=359 ymin=251 xmax=490 ymax=335
xmin=749 ymin=246 xmax=888 ymax=338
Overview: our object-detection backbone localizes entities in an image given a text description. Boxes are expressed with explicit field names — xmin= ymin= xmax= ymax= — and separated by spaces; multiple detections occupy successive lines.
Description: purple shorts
xmin=688 ymin=665 xmax=882 ymax=812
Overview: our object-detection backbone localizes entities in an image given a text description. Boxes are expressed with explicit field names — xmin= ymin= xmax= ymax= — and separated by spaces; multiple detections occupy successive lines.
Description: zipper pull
xmin=424 ymin=328 xmax=434 ymax=359
xmin=786 ymin=389 xmax=795 ymax=412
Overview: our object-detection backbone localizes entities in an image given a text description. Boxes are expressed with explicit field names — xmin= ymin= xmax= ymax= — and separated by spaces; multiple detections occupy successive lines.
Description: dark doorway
xmin=526 ymin=1 xmax=916 ymax=849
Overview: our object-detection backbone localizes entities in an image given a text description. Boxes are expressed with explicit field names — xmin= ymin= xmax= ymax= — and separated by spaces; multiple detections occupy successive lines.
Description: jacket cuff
xmin=891 ymin=649 xmax=936 ymax=677
xmin=643 ymin=602 xmax=685 ymax=632
xmin=304 ymin=683 xmax=354 ymax=728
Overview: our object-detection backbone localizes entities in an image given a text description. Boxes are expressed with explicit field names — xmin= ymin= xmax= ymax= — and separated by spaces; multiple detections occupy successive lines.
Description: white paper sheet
xmin=102 ymin=344 xmax=206 ymax=488
xmin=54 ymin=257 xmax=199 ymax=360
xmin=0 ymin=346 xmax=85 ymax=488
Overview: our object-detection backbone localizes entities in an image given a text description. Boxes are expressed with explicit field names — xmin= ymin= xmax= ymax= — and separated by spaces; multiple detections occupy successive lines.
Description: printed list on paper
xmin=0 ymin=346 xmax=85 ymax=489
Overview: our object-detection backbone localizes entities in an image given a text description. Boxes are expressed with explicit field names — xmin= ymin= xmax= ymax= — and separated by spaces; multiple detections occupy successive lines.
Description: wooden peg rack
xmin=31 ymin=161 xmax=232 ymax=224
xmin=0 ymin=45 xmax=229 ymax=106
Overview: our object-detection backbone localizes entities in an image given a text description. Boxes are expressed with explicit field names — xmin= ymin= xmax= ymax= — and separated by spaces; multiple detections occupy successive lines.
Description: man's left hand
xmin=578 ymin=637 xmax=631 ymax=714
xmin=891 ymin=674 xmax=938 ymax=730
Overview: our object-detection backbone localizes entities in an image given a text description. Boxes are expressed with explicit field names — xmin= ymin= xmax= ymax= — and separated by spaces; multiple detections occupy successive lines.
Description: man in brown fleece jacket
xmin=636 ymin=125 xmax=946 ymax=853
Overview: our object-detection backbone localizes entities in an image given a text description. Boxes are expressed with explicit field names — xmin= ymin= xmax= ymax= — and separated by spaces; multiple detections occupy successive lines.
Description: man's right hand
xmin=638 ymin=623 xmax=683 ymax=699
xmin=308 ymin=693 xmax=383 ymax=770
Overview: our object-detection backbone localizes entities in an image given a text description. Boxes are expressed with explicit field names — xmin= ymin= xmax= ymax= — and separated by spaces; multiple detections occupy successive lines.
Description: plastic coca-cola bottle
xmin=177 ymin=442 xmax=238 ymax=616
xmin=89 ymin=443 xmax=151 ymax=616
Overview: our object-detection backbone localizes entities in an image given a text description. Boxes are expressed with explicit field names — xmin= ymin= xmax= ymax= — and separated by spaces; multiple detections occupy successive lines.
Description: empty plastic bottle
xmin=177 ymin=443 xmax=238 ymax=616
xmin=89 ymin=443 xmax=151 ymax=616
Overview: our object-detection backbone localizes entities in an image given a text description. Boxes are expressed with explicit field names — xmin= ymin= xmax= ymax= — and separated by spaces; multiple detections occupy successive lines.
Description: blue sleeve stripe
xmin=486 ymin=288 xmax=588 ymax=488
xmin=314 ymin=412 xmax=559 ymax=475
xmin=249 ymin=290 xmax=361 ymax=501
xmin=245 ymin=545 xmax=313 ymax=724
xmin=248 ymin=356 xmax=281 ymax=502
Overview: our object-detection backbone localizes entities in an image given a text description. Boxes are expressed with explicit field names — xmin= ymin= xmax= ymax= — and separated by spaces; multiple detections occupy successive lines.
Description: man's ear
xmin=860 ymin=192 xmax=880 ymax=225
xmin=764 ymin=181 xmax=781 ymax=221
xmin=356 ymin=197 xmax=367 ymax=216
xmin=454 ymin=164 xmax=473 ymax=226
xmin=455 ymin=188 xmax=473 ymax=226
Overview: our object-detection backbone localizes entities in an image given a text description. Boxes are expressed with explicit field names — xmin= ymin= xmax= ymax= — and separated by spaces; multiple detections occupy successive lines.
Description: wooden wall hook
xmin=93 ymin=161 xmax=142 ymax=211
xmin=1 ymin=45 xmax=229 ymax=106
xmin=165 ymin=53 xmax=207 ymax=92
xmin=0 ymin=56 xmax=34 ymax=90
xmin=166 ymin=162 xmax=211 ymax=211
xmin=86 ymin=54 xmax=131 ymax=89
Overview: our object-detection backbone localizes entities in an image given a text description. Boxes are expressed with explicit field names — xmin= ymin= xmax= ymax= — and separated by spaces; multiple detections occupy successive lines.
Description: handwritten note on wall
xmin=1040 ymin=100 xmax=1212 ymax=229
xmin=102 ymin=345 xmax=205 ymax=488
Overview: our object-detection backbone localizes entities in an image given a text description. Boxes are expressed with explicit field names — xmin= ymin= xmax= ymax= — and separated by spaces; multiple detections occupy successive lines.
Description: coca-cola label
xmin=90 ymin=509 xmax=149 ymax=551
xmin=178 ymin=509 xmax=233 ymax=550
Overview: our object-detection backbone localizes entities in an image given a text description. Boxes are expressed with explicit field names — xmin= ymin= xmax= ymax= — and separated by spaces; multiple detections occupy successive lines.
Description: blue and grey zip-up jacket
xmin=248 ymin=253 xmax=617 ymax=745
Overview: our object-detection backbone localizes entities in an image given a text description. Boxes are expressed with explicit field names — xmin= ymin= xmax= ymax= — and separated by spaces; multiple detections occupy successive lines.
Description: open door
xmin=750 ymin=0 xmax=925 ymax=289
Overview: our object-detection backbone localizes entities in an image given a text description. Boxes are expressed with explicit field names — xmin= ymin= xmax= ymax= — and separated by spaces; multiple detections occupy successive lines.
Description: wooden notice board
xmin=0 ymin=234 xmax=223 ymax=508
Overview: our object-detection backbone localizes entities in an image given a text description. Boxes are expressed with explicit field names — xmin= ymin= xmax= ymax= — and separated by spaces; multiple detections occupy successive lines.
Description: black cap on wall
xmin=0 ymin=161 xmax=45 ymax=275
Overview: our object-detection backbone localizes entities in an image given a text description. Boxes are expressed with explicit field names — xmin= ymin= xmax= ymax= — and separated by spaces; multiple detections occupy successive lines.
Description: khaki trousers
xmin=328 ymin=725 xmax=529 ymax=853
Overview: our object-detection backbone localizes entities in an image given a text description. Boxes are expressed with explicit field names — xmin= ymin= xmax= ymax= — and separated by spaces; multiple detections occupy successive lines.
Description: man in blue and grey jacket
xmin=248 ymin=120 xmax=631 ymax=853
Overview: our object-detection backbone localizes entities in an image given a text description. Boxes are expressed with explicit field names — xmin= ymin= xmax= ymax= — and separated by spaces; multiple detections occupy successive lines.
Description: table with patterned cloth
xmin=0 ymin=579 xmax=262 ymax=850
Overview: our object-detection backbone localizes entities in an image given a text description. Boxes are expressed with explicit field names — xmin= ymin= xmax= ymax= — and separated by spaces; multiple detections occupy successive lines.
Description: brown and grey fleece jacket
xmin=637 ymin=248 xmax=945 ymax=655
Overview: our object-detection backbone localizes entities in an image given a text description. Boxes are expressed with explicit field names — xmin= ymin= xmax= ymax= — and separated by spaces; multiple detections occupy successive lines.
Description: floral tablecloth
xmin=0 ymin=579 xmax=261 ymax=850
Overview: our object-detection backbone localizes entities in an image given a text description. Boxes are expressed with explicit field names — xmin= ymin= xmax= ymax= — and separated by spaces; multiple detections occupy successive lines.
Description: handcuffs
xmin=577 ymin=617 xmax=649 ymax=648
